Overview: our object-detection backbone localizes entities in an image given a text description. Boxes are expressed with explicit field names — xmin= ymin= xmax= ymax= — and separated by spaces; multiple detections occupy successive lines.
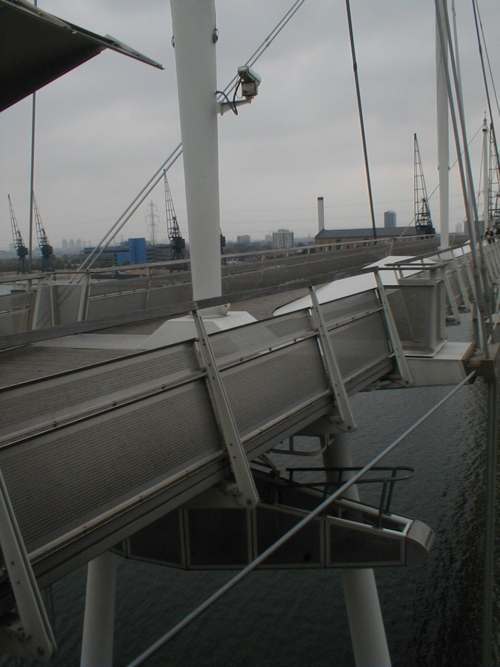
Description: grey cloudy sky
xmin=2 ymin=0 xmax=500 ymax=249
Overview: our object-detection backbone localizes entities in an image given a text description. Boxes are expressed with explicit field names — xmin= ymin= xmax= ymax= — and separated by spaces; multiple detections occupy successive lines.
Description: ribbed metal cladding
xmin=328 ymin=312 xmax=391 ymax=381
xmin=0 ymin=344 xmax=199 ymax=435
xmin=221 ymin=338 xmax=328 ymax=438
xmin=0 ymin=380 xmax=222 ymax=551
xmin=31 ymin=284 xmax=84 ymax=329
xmin=399 ymin=285 xmax=432 ymax=346
xmin=54 ymin=285 xmax=84 ymax=325
xmin=31 ymin=285 xmax=51 ymax=329
xmin=210 ymin=311 xmax=313 ymax=366
xmin=0 ymin=347 xmax=127 ymax=389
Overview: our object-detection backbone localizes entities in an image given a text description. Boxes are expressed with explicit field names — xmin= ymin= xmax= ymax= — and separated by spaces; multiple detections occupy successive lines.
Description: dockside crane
xmin=163 ymin=171 xmax=185 ymax=261
xmin=414 ymin=133 xmax=436 ymax=236
xmin=8 ymin=195 xmax=29 ymax=274
xmin=34 ymin=194 xmax=54 ymax=272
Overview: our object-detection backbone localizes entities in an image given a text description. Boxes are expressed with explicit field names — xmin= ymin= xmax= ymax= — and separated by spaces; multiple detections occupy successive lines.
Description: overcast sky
xmin=2 ymin=0 xmax=500 ymax=249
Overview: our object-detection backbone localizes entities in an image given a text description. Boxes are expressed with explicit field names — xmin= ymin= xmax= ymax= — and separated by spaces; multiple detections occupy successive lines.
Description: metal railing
xmin=285 ymin=466 xmax=415 ymax=528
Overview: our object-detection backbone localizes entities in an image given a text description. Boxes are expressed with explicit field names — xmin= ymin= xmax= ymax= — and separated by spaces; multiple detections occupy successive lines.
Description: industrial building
xmin=80 ymin=238 xmax=173 ymax=265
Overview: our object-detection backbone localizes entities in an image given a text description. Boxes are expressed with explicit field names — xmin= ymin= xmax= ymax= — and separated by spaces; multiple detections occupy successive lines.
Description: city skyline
xmin=2 ymin=1 xmax=499 ymax=248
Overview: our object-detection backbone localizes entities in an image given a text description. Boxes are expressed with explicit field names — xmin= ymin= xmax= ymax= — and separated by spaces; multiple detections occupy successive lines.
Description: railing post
xmin=443 ymin=269 xmax=462 ymax=324
xmin=375 ymin=272 xmax=412 ymax=386
xmin=192 ymin=310 xmax=259 ymax=508
xmin=309 ymin=287 xmax=355 ymax=431
xmin=451 ymin=252 xmax=471 ymax=311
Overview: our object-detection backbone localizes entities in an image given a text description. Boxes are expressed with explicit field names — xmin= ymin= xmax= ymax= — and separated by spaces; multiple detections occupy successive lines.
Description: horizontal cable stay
xmin=126 ymin=370 xmax=475 ymax=667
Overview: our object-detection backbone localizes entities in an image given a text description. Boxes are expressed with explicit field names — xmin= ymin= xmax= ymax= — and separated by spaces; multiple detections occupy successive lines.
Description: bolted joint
xmin=466 ymin=344 xmax=500 ymax=384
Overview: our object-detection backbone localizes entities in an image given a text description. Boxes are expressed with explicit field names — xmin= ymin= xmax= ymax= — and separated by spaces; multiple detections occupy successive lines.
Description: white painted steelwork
xmin=0 ymin=468 xmax=56 ymax=662
xmin=484 ymin=118 xmax=490 ymax=231
xmin=171 ymin=0 xmax=222 ymax=301
xmin=436 ymin=0 xmax=449 ymax=250
xmin=80 ymin=553 xmax=117 ymax=667
xmin=323 ymin=434 xmax=391 ymax=667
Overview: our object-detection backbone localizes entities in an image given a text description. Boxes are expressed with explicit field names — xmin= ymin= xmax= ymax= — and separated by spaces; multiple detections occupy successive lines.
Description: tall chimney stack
xmin=317 ymin=196 xmax=325 ymax=233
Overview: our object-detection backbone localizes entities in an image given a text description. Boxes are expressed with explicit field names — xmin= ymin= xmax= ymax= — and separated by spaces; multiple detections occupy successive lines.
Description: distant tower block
xmin=384 ymin=211 xmax=396 ymax=228
xmin=272 ymin=229 xmax=294 ymax=249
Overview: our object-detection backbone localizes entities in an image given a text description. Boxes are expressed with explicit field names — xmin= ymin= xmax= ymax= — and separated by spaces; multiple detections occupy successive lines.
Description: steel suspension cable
xmin=220 ymin=0 xmax=307 ymax=99
xmin=126 ymin=370 xmax=475 ymax=667
xmin=74 ymin=145 xmax=182 ymax=278
xmin=435 ymin=1 xmax=491 ymax=351
xmin=471 ymin=0 xmax=500 ymax=175
xmin=345 ymin=0 xmax=377 ymax=240
xmin=473 ymin=0 xmax=500 ymax=122
xmin=78 ymin=0 xmax=307 ymax=275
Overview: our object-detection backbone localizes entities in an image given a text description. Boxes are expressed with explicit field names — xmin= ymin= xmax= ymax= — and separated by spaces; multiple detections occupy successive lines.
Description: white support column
xmin=323 ymin=434 xmax=391 ymax=667
xmin=80 ymin=552 xmax=117 ymax=667
xmin=171 ymin=0 xmax=221 ymax=300
xmin=436 ymin=0 xmax=450 ymax=250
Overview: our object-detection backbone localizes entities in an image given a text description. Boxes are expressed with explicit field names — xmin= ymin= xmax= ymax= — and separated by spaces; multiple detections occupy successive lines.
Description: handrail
xmin=285 ymin=465 xmax=415 ymax=528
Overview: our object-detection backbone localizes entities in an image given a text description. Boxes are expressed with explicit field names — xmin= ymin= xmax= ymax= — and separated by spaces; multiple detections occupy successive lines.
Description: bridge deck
xmin=0 ymin=286 xmax=396 ymax=607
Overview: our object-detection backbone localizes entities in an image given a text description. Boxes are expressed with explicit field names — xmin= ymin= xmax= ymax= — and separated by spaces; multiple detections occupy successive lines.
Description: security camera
xmin=237 ymin=65 xmax=261 ymax=98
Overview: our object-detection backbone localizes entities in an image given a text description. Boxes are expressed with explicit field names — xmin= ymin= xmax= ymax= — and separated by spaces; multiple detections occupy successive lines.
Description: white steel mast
xmin=436 ymin=0 xmax=449 ymax=249
xmin=171 ymin=0 xmax=221 ymax=301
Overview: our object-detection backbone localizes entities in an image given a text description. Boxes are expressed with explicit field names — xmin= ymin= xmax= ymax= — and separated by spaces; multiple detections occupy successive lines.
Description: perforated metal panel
xmin=146 ymin=284 xmax=192 ymax=309
xmin=0 ymin=292 xmax=32 ymax=312
xmin=397 ymin=284 xmax=435 ymax=350
xmin=222 ymin=338 xmax=329 ymax=439
xmin=328 ymin=312 xmax=392 ymax=383
xmin=0 ymin=292 xmax=36 ymax=334
xmin=0 ymin=310 xmax=30 ymax=335
xmin=386 ymin=289 xmax=414 ymax=342
xmin=321 ymin=290 xmax=380 ymax=328
xmin=0 ymin=380 xmax=222 ymax=552
xmin=210 ymin=310 xmax=313 ymax=367
xmin=86 ymin=291 xmax=148 ymax=320
xmin=32 ymin=284 xmax=84 ymax=329
xmin=328 ymin=520 xmax=403 ymax=567
xmin=255 ymin=505 xmax=323 ymax=567
xmin=0 ymin=343 xmax=199 ymax=439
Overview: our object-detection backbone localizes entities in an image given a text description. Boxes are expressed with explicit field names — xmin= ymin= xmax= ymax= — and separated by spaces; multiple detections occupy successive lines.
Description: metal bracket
xmin=466 ymin=344 xmax=500 ymax=384
xmin=0 ymin=470 xmax=56 ymax=662
xmin=375 ymin=272 xmax=412 ymax=387
xmin=193 ymin=310 xmax=259 ymax=508
xmin=308 ymin=287 xmax=355 ymax=432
